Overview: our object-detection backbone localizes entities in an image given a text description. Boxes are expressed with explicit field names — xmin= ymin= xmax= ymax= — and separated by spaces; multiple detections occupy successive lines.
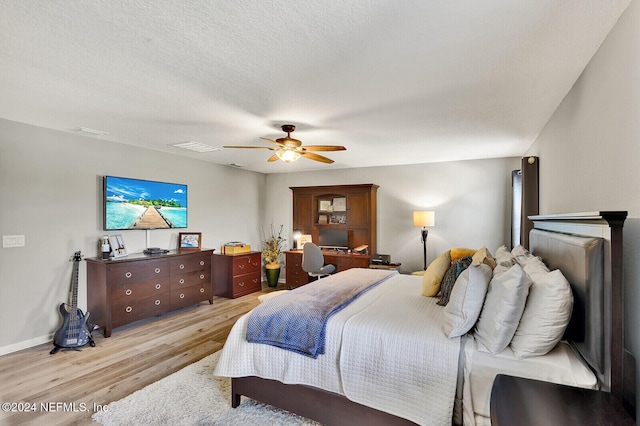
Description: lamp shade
xmin=276 ymin=148 xmax=301 ymax=162
xmin=413 ymin=211 xmax=435 ymax=227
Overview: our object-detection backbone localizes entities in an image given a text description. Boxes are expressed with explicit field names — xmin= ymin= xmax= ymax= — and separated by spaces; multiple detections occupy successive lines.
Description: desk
xmin=285 ymin=250 xmax=371 ymax=287
xmin=490 ymin=374 xmax=634 ymax=425
xmin=368 ymin=263 xmax=401 ymax=271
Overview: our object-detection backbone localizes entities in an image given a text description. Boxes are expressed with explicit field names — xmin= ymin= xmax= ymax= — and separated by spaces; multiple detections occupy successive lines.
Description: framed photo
xmin=109 ymin=234 xmax=128 ymax=258
xmin=332 ymin=197 xmax=346 ymax=212
xmin=319 ymin=200 xmax=332 ymax=212
xmin=178 ymin=232 xmax=202 ymax=250
xmin=299 ymin=234 xmax=313 ymax=247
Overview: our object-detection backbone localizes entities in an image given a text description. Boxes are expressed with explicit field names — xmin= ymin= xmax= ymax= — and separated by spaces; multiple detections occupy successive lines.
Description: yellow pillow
xmin=472 ymin=246 xmax=497 ymax=269
xmin=451 ymin=247 xmax=477 ymax=262
xmin=422 ymin=250 xmax=452 ymax=297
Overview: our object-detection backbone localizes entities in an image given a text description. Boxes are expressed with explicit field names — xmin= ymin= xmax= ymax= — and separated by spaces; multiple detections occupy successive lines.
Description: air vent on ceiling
xmin=172 ymin=141 xmax=221 ymax=153
xmin=75 ymin=127 xmax=109 ymax=137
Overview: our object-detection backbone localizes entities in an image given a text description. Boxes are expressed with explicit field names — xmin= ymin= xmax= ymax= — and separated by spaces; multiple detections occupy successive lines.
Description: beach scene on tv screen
xmin=105 ymin=177 xmax=187 ymax=230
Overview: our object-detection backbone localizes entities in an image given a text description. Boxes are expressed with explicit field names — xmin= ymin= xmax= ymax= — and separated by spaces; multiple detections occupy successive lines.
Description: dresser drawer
xmin=111 ymin=292 xmax=171 ymax=327
xmin=286 ymin=274 xmax=308 ymax=287
xmin=233 ymin=271 xmax=261 ymax=296
xmin=170 ymin=269 xmax=211 ymax=290
xmin=171 ymin=283 xmax=212 ymax=308
xmin=109 ymin=259 xmax=170 ymax=285
xmin=335 ymin=256 xmax=370 ymax=271
xmin=287 ymin=252 xmax=303 ymax=268
xmin=169 ymin=254 xmax=211 ymax=275
xmin=232 ymin=253 xmax=261 ymax=276
xmin=111 ymin=277 xmax=170 ymax=304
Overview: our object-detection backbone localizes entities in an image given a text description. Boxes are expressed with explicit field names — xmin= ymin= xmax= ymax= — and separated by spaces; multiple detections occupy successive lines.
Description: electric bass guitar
xmin=51 ymin=251 xmax=95 ymax=354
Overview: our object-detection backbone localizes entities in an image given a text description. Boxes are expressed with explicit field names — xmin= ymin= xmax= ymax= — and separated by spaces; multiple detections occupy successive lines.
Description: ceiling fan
xmin=223 ymin=124 xmax=346 ymax=164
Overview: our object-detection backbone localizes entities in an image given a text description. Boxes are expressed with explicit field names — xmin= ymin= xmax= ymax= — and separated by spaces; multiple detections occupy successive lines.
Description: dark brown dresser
xmin=212 ymin=251 xmax=262 ymax=298
xmin=86 ymin=249 xmax=214 ymax=337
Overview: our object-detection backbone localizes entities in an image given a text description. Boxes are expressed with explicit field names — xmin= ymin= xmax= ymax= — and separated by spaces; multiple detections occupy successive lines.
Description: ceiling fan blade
xmin=260 ymin=137 xmax=286 ymax=147
xmin=300 ymin=145 xmax=346 ymax=152
xmin=223 ymin=146 xmax=274 ymax=150
xmin=267 ymin=153 xmax=280 ymax=162
xmin=300 ymin=151 xmax=334 ymax=164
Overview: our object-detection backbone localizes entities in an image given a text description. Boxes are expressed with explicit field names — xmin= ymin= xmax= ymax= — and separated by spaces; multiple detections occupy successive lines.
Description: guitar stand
xmin=50 ymin=335 xmax=96 ymax=355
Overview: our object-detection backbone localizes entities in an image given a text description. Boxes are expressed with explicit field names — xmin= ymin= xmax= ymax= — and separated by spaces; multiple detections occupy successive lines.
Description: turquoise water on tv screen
xmin=105 ymin=203 xmax=146 ymax=229
xmin=157 ymin=207 xmax=187 ymax=228
xmin=105 ymin=204 xmax=188 ymax=229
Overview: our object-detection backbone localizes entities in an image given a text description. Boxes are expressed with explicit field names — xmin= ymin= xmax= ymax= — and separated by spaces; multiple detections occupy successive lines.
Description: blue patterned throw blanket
xmin=246 ymin=268 xmax=398 ymax=358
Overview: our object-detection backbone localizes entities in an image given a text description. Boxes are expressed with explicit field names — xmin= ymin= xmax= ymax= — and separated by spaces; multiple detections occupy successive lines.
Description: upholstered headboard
xmin=529 ymin=229 xmax=604 ymax=382
xmin=528 ymin=212 xmax=630 ymax=411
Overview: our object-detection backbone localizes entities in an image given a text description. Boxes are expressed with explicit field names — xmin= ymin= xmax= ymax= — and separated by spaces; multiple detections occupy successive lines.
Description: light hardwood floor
xmin=0 ymin=289 xmax=270 ymax=426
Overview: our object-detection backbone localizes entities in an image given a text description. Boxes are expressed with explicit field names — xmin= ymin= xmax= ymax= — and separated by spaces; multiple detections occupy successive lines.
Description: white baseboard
xmin=0 ymin=333 xmax=53 ymax=356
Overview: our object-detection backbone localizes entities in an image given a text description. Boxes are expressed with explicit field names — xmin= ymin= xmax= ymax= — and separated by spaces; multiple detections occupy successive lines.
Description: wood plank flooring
xmin=0 ymin=289 xmax=269 ymax=426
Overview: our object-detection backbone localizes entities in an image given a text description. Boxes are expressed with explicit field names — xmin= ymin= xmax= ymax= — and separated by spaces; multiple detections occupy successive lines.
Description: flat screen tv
xmin=103 ymin=176 xmax=188 ymax=230
xmin=318 ymin=229 xmax=349 ymax=250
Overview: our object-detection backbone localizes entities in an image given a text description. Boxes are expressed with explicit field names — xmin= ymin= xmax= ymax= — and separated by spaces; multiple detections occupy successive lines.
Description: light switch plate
xmin=3 ymin=235 xmax=25 ymax=248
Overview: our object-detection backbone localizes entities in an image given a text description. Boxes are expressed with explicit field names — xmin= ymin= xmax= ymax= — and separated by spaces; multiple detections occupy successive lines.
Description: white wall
xmin=264 ymin=157 xmax=519 ymax=274
xmin=525 ymin=0 xmax=640 ymax=417
xmin=0 ymin=119 xmax=265 ymax=354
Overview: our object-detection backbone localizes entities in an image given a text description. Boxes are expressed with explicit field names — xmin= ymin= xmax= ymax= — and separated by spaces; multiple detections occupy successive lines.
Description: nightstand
xmin=490 ymin=374 xmax=634 ymax=425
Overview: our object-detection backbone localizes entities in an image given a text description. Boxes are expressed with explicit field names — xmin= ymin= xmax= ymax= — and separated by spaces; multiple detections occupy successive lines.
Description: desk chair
xmin=302 ymin=243 xmax=336 ymax=280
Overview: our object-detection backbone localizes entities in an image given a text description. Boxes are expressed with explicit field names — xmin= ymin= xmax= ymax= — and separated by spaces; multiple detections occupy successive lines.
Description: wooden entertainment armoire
xmin=285 ymin=184 xmax=378 ymax=287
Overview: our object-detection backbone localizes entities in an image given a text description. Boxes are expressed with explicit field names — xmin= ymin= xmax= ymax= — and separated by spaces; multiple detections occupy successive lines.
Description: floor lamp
xmin=414 ymin=211 xmax=435 ymax=270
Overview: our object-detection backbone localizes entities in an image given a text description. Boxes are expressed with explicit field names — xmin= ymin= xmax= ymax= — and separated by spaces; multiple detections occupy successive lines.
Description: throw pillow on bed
xmin=492 ymin=245 xmax=516 ymax=277
xmin=510 ymin=268 xmax=573 ymax=359
xmin=421 ymin=250 xmax=452 ymax=297
xmin=474 ymin=263 xmax=532 ymax=353
xmin=512 ymin=245 xmax=538 ymax=266
xmin=471 ymin=246 xmax=497 ymax=269
xmin=442 ymin=264 xmax=492 ymax=338
xmin=450 ymin=247 xmax=477 ymax=262
xmin=437 ymin=255 xmax=473 ymax=306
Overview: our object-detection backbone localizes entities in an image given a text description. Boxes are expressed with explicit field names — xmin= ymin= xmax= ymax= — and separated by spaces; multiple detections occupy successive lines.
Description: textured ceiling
xmin=0 ymin=0 xmax=631 ymax=174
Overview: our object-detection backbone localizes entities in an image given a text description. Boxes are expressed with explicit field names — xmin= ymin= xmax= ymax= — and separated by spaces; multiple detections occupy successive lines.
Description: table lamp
xmin=413 ymin=211 xmax=435 ymax=270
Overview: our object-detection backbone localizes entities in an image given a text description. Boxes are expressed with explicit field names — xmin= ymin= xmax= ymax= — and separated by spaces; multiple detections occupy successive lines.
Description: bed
xmin=214 ymin=211 xmax=633 ymax=425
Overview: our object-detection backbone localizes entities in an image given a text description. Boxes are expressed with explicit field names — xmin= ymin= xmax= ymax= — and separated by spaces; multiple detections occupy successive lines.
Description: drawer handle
xmin=125 ymin=272 xmax=132 ymax=278
xmin=239 ymin=264 xmax=245 ymax=269
xmin=252 ymin=262 xmax=259 ymax=267
xmin=179 ymin=293 xmax=185 ymax=299
xmin=239 ymin=281 xmax=245 ymax=287
xmin=179 ymin=278 xmax=185 ymax=284
xmin=200 ymin=274 xmax=205 ymax=280
xmin=125 ymin=306 xmax=132 ymax=313
xmin=252 ymin=278 xmax=258 ymax=283
xmin=155 ymin=299 xmax=161 ymax=306
xmin=155 ymin=283 xmax=162 ymax=290
xmin=200 ymin=287 xmax=205 ymax=293
xmin=179 ymin=264 xmax=185 ymax=270
xmin=200 ymin=260 xmax=205 ymax=266
xmin=155 ymin=267 xmax=161 ymax=274
xmin=125 ymin=289 xmax=132 ymax=296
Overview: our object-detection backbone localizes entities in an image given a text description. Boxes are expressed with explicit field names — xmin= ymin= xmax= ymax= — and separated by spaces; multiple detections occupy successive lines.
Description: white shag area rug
xmin=92 ymin=351 xmax=321 ymax=425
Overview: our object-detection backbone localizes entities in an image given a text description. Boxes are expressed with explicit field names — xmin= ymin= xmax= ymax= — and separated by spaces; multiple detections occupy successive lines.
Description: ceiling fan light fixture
xmin=276 ymin=148 xmax=301 ymax=163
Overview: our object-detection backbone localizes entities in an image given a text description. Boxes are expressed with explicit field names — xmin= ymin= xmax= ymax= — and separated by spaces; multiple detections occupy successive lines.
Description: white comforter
xmin=214 ymin=272 xmax=461 ymax=425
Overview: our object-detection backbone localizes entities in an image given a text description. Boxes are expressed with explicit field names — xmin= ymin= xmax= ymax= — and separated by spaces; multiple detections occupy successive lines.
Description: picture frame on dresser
xmin=178 ymin=232 xmax=201 ymax=250
xmin=109 ymin=234 xmax=127 ymax=258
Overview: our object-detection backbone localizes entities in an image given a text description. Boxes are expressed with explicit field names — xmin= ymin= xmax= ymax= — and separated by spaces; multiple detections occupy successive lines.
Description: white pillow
xmin=511 ymin=245 xmax=535 ymax=265
xmin=493 ymin=245 xmax=516 ymax=277
xmin=443 ymin=264 xmax=492 ymax=338
xmin=510 ymin=269 xmax=573 ymax=359
xmin=474 ymin=263 xmax=532 ymax=353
